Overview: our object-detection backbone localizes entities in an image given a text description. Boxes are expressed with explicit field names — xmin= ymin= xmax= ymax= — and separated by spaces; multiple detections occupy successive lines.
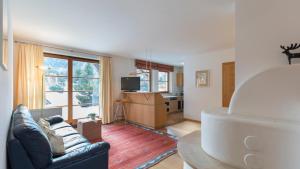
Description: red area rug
xmin=98 ymin=123 xmax=177 ymax=169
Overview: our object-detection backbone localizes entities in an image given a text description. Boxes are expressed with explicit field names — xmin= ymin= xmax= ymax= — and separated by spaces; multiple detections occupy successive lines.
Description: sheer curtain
xmin=14 ymin=43 xmax=44 ymax=109
xmin=99 ymin=56 xmax=113 ymax=124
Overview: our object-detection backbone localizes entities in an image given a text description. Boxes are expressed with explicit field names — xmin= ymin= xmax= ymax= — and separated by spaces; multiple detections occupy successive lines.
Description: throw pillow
xmin=38 ymin=118 xmax=65 ymax=156
xmin=44 ymin=115 xmax=64 ymax=125
xmin=46 ymin=129 xmax=65 ymax=156
xmin=38 ymin=118 xmax=50 ymax=132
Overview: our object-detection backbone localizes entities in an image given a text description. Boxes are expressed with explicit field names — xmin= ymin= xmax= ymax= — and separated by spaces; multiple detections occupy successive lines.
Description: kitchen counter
xmin=122 ymin=92 xmax=167 ymax=129
xmin=163 ymin=95 xmax=184 ymax=113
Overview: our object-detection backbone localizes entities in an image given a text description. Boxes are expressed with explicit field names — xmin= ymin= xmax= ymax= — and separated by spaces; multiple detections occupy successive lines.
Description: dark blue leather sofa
xmin=7 ymin=105 xmax=110 ymax=169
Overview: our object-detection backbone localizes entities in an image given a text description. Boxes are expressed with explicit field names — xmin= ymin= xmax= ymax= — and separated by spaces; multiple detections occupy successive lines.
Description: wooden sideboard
xmin=122 ymin=92 xmax=167 ymax=129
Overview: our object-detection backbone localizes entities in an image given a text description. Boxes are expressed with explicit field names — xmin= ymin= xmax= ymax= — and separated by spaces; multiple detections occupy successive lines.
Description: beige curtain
xmin=14 ymin=43 xmax=44 ymax=109
xmin=99 ymin=56 xmax=113 ymax=124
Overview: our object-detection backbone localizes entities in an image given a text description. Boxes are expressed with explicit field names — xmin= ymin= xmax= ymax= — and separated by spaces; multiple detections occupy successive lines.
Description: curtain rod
xmin=12 ymin=39 xmax=112 ymax=58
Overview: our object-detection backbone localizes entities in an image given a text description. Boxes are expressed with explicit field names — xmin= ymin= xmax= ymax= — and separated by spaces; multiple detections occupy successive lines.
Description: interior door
xmin=222 ymin=62 xmax=235 ymax=107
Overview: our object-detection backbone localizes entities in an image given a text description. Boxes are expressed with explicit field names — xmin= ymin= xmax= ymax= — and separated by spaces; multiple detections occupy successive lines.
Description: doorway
xmin=222 ymin=62 xmax=235 ymax=107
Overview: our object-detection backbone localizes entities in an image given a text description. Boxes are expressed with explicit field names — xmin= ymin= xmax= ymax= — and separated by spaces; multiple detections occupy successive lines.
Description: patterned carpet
xmin=97 ymin=123 xmax=177 ymax=169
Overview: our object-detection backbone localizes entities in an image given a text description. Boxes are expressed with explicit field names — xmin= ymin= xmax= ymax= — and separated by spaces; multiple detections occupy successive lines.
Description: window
xmin=72 ymin=61 xmax=100 ymax=119
xmin=44 ymin=57 xmax=69 ymax=119
xmin=137 ymin=69 xmax=151 ymax=92
xmin=158 ymin=71 xmax=169 ymax=92
xmin=44 ymin=53 xmax=100 ymax=122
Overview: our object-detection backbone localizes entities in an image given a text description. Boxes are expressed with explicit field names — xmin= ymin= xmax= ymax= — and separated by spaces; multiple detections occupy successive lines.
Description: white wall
xmin=236 ymin=0 xmax=300 ymax=87
xmin=111 ymin=56 xmax=136 ymax=100
xmin=43 ymin=47 xmax=100 ymax=60
xmin=184 ymin=48 xmax=235 ymax=121
xmin=151 ymin=69 xmax=158 ymax=92
xmin=0 ymin=0 xmax=13 ymax=168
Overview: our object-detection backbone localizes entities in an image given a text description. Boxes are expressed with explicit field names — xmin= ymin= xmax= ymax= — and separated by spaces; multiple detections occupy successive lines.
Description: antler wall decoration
xmin=280 ymin=43 xmax=300 ymax=64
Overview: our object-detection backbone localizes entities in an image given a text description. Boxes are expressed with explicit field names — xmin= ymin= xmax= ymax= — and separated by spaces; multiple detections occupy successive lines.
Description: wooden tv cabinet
xmin=122 ymin=92 xmax=167 ymax=129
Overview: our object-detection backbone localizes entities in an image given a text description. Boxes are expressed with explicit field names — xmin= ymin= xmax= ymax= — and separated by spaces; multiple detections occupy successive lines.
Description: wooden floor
xmin=150 ymin=121 xmax=201 ymax=169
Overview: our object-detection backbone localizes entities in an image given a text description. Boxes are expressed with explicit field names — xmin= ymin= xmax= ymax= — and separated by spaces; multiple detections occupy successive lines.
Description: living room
xmin=1 ymin=0 xmax=300 ymax=169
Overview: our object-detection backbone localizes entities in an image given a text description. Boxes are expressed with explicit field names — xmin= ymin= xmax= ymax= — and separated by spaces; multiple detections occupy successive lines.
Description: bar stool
xmin=113 ymin=99 xmax=128 ymax=122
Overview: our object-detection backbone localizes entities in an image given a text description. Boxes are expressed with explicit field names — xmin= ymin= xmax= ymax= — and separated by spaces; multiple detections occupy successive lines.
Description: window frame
xmin=136 ymin=68 xmax=152 ymax=92
xmin=44 ymin=53 xmax=100 ymax=124
xmin=157 ymin=71 xmax=170 ymax=93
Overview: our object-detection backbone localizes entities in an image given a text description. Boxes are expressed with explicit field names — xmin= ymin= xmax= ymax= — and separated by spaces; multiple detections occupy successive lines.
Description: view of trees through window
xmin=44 ymin=57 xmax=69 ymax=119
xmin=137 ymin=69 xmax=150 ymax=92
xmin=72 ymin=61 xmax=100 ymax=119
xmin=44 ymin=56 xmax=100 ymax=121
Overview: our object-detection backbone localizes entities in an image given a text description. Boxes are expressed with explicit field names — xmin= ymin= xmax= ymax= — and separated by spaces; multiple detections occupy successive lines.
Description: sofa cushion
xmin=53 ymin=126 xmax=78 ymax=137
xmin=50 ymin=121 xmax=91 ymax=156
xmin=13 ymin=107 xmax=52 ymax=169
xmin=63 ymin=134 xmax=89 ymax=150
xmin=13 ymin=106 xmax=35 ymax=126
xmin=64 ymin=142 xmax=91 ymax=154
xmin=50 ymin=121 xmax=72 ymax=130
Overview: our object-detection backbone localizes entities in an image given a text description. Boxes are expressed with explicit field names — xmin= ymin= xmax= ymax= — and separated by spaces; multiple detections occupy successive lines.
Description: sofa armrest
xmin=48 ymin=142 xmax=110 ymax=169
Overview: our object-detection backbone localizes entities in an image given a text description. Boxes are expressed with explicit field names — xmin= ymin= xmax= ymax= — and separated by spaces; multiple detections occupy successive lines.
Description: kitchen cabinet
xmin=177 ymin=73 xmax=184 ymax=87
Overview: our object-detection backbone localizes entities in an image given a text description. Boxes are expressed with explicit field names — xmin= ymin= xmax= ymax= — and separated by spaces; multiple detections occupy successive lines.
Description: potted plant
xmin=88 ymin=113 xmax=96 ymax=120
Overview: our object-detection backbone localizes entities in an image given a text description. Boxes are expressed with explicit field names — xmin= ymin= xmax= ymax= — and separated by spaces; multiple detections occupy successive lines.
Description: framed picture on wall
xmin=196 ymin=70 xmax=210 ymax=87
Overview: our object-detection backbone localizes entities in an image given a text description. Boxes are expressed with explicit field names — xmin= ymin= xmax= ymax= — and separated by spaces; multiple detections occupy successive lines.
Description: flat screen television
xmin=121 ymin=77 xmax=141 ymax=91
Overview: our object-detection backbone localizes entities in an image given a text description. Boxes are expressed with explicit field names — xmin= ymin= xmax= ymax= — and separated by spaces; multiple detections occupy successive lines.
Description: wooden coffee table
xmin=77 ymin=118 xmax=102 ymax=141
